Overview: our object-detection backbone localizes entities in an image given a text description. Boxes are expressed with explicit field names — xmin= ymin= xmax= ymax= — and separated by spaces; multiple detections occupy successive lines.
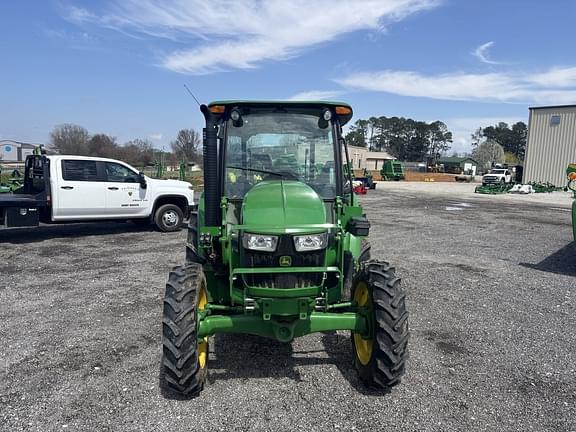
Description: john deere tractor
xmin=160 ymin=101 xmax=409 ymax=397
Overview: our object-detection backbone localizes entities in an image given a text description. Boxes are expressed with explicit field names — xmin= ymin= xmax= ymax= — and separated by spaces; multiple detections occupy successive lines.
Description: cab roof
xmin=207 ymin=100 xmax=354 ymax=125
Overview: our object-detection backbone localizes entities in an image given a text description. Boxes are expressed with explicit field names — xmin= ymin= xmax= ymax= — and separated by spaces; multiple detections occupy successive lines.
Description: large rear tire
xmin=351 ymin=261 xmax=409 ymax=388
xmin=160 ymin=264 xmax=208 ymax=398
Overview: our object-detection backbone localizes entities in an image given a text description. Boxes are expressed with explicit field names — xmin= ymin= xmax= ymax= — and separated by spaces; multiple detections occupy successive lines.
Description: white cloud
xmin=64 ymin=0 xmax=440 ymax=74
xmin=527 ymin=66 xmax=576 ymax=88
xmin=149 ymin=133 xmax=163 ymax=141
xmin=288 ymin=90 xmax=344 ymax=101
xmin=337 ymin=66 xmax=576 ymax=104
xmin=473 ymin=41 xmax=502 ymax=65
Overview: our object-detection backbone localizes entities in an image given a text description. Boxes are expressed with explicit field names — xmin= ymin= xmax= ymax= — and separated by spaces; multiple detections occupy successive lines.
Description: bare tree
xmin=87 ymin=134 xmax=118 ymax=158
xmin=472 ymin=140 xmax=505 ymax=170
xmin=49 ymin=124 xmax=90 ymax=155
xmin=170 ymin=129 xmax=201 ymax=163
xmin=122 ymin=138 xmax=155 ymax=167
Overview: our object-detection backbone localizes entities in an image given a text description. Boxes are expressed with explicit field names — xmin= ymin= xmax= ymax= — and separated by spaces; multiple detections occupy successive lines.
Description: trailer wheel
xmin=351 ymin=261 xmax=409 ymax=388
xmin=160 ymin=264 xmax=208 ymax=398
xmin=155 ymin=204 xmax=184 ymax=232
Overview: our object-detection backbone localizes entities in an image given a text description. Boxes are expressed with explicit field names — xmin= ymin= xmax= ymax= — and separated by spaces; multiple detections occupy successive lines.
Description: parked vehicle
xmin=482 ymin=168 xmax=512 ymax=185
xmin=354 ymin=168 xmax=376 ymax=190
xmin=380 ymin=160 xmax=405 ymax=181
xmin=0 ymin=154 xmax=194 ymax=232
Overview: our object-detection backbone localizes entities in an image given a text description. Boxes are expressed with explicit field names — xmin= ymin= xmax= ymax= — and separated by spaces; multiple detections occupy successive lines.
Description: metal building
xmin=346 ymin=145 xmax=394 ymax=170
xmin=0 ymin=140 xmax=37 ymax=162
xmin=524 ymin=104 xmax=576 ymax=186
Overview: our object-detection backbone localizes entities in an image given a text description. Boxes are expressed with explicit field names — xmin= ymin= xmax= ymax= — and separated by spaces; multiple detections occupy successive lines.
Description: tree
xmin=427 ymin=121 xmax=453 ymax=164
xmin=510 ymin=122 xmax=527 ymax=160
xmin=504 ymin=151 xmax=520 ymax=165
xmin=472 ymin=140 xmax=505 ymax=169
xmin=122 ymin=138 xmax=155 ymax=167
xmin=170 ymin=129 xmax=201 ymax=163
xmin=470 ymin=127 xmax=484 ymax=148
xmin=87 ymin=134 xmax=118 ymax=158
xmin=480 ymin=121 xmax=527 ymax=160
xmin=345 ymin=119 xmax=369 ymax=147
xmin=49 ymin=124 xmax=89 ymax=155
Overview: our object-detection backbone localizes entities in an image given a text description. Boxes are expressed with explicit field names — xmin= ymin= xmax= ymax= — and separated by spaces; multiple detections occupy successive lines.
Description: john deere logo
xmin=279 ymin=256 xmax=292 ymax=267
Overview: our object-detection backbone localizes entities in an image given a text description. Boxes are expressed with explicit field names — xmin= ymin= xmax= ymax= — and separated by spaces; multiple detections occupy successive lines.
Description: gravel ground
xmin=0 ymin=184 xmax=575 ymax=432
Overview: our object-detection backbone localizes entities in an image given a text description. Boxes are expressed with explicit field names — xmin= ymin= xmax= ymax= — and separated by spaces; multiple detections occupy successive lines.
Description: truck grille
xmin=241 ymin=235 xmax=325 ymax=288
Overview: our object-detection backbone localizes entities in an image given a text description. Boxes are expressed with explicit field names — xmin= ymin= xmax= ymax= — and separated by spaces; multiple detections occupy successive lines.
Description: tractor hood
xmin=242 ymin=180 xmax=326 ymax=228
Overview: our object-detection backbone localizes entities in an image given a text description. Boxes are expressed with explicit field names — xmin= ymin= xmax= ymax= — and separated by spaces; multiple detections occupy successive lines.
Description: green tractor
xmin=160 ymin=101 xmax=409 ymax=397
xmin=567 ymin=163 xmax=576 ymax=240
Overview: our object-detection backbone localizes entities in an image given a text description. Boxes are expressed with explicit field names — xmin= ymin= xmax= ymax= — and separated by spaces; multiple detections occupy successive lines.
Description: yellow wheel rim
xmin=353 ymin=282 xmax=373 ymax=366
xmin=197 ymin=286 xmax=208 ymax=369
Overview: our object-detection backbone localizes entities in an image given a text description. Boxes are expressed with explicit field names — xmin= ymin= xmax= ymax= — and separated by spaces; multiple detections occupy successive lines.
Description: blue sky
xmin=1 ymin=0 xmax=575 ymax=154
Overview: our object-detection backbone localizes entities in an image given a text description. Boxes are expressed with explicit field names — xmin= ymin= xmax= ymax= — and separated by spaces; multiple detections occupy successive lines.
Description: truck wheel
xmin=155 ymin=204 xmax=184 ymax=232
xmin=160 ymin=264 xmax=208 ymax=398
xmin=351 ymin=261 xmax=409 ymax=388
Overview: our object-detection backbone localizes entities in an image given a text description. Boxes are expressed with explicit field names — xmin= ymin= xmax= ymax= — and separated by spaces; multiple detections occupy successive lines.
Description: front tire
xmin=351 ymin=261 xmax=409 ymax=388
xmin=155 ymin=204 xmax=184 ymax=232
xmin=160 ymin=264 xmax=208 ymax=398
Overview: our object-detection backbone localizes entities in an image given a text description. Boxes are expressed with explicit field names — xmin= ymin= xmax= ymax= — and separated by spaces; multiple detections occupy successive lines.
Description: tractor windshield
xmin=224 ymin=110 xmax=336 ymax=199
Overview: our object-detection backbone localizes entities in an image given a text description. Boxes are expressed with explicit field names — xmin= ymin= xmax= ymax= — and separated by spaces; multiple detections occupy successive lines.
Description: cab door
xmin=104 ymin=161 xmax=149 ymax=217
xmin=54 ymin=159 xmax=107 ymax=219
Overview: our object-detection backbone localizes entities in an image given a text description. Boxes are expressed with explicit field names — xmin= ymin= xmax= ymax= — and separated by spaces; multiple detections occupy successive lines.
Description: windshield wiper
xmin=227 ymin=165 xmax=287 ymax=178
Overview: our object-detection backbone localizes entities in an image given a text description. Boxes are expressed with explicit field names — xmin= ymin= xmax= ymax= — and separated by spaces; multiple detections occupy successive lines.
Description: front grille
xmin=241 ymin=234 xmax=325 ymax=288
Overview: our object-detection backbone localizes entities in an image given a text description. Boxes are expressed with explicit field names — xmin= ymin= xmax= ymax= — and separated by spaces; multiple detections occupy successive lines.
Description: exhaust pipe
xmin=200 ymin=104 xmax=220 ymax=227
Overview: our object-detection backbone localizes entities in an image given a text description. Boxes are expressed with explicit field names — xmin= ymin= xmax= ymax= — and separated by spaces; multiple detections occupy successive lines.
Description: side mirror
xmin=138 ymin=172 xmax=147 ymax=189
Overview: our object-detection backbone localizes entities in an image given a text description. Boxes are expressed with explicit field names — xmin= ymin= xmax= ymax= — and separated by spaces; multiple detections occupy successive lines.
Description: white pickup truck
xmin=481 ymin=168 xmax=513 ymax=186
xmin=0 ymin=154 xmax=194 ymax=232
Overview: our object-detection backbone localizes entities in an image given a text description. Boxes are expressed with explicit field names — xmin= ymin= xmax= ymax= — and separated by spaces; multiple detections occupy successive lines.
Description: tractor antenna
xmin=183 ymin=84 xmax=201 ymax=107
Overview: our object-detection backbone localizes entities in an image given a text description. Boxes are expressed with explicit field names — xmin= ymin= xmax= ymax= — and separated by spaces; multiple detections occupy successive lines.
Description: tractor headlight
xmin=243 ymin=233 xmax=278 ymax=252
xmin=293 ymin=233 xmax=328 ymax=252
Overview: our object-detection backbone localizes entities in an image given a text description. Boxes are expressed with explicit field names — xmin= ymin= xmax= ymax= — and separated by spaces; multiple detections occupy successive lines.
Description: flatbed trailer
xmin=0 ymin=155 xmax=50 ymax=229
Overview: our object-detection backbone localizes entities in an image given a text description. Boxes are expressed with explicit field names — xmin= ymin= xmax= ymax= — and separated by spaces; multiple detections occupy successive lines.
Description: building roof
xmin=437 ymin=156 xmax=479 ymax=164
xmin=346 ymin=145 xmax=394 ymax=160
xmin=0 ymin=140 xmax=40 ymax=149
xmin=529 ymin=104 xmax=576 ymax=110
xmin=365 ymin=152 xmax=393 ymax=160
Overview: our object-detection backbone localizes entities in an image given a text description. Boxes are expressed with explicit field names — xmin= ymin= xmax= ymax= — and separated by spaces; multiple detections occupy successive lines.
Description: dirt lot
xmin=1 ymin=183 xmax=575 ymax=431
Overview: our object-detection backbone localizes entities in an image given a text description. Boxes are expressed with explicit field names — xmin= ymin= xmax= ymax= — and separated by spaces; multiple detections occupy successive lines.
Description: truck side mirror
xmin=138 ymin=172 xmax=147 ymax=189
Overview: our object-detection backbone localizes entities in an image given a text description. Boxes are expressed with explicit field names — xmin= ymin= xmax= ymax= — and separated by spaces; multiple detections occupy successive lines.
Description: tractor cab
xmin=221 ymin=103 xmax=348 ymax=201
xmin=160 ymin=101 xmax=408 ymax=398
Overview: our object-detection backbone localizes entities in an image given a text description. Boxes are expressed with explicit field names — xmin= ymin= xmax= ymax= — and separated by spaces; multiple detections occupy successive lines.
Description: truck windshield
xmin=224 ymin=110 xmax=336 ymax=199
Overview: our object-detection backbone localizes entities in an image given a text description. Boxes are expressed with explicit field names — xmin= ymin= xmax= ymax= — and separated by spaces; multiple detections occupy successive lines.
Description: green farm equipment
xmin=380 ymin=160 xmax=405 ymax=181
xmin=160 ymin=101 xmax=409 ymax=397
xmin=567 ymin=163 xmax=576 ymax=240
xmin=0 ymin=166 xmax=23 ymax=193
